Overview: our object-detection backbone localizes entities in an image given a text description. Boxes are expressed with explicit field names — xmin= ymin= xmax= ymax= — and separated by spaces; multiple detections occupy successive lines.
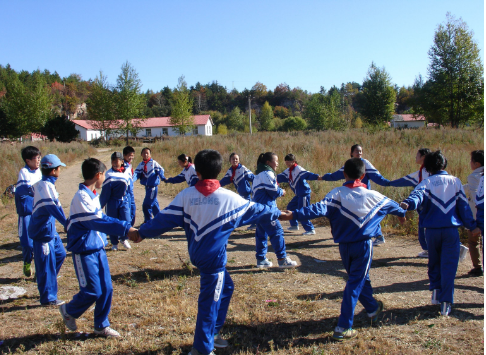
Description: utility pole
xmin=248 ymin=96 xmax=253 ymax=135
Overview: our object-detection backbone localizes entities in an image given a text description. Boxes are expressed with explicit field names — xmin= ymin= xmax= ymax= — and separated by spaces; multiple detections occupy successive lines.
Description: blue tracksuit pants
xmin=106 ymin=199 xmax=130 ymax=245
xmin=130 ymin=194 xmax=136 ymax=225
xmin=255 ymin=220 xmax=287 ymax=261
xmin=33 ymin=234 xmax=66 ymax=304
xmin=18 ymin=215 xmax=34 ymax=264
xmin=193 ymin=269 xmax=234 ymax=355
xmin=143 ymin=186 xmax=160 ymax=223
xmin=66 ymin=249 xmax=113 ymax=329
xmin=287 ymin=195 xmax=314 ymax=231
xmin=418 ymin=227 xmax=427 ymax=251
xmin=338 ymin=239 xmax=379 ymax=329
xmin=426 ymin=227 xmax=460 ymax=304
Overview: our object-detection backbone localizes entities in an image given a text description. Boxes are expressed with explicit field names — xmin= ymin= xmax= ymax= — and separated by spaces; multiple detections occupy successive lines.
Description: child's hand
xmin=127 ymin=228 xmax=142 ymax=243
xmin=471 ymin=227 xmax=481 ymax=238
xmin=317 ymin=176 xmax=322 ymax=181
xmin=400 ymin=202 xmax=409 ymax=210
xmin=398 ymin=216 xmax=406 ymax=225
xmin=281 ymin=189 xmax=286 ymax=196
xmin=279 ymin=210 xmax=294 ymax=221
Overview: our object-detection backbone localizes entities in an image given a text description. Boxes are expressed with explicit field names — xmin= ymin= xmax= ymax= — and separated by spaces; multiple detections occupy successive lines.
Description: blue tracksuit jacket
xmin=15 ymin=166 xmax=42 ymax=216
xmin=123 ymin=160 xmax=136 ymax=220
xmin=219 ymin=164 xmax=254 ymax=199
xmin=100 ymin=168 xmax=130 ymax=209
xmin=476 ymin=176 xmax=484 ymax=232
xmin=165 ymin=164 xmax=199 ymax=187
xmin=277 ymin=165 xmax=319 ymax=196
xmin=388 ymin=166 xmax=430 ymax=188
xmin=322 ymin=158 xmax=390 ymax=189
xmin=133 ymin=159 xmax=165 ymax=187
xmin=252 ymin=170 xmax=284 ymax=207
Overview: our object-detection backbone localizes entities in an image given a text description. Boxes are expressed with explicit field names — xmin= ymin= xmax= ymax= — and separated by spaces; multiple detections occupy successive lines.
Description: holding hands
xmin=127 ymin=228 xmax=142 ymax=243
xmin=279 ymin=210 xmax=294 ymax=221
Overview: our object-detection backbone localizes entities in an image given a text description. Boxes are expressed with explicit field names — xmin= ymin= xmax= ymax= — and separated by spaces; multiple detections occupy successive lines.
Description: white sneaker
xmin=213 ymin=334 xmax=229 ymax=348
xmin=278 ymin=257 xmax=297 ymax=268
xmin=431 ymin=289 xmax=440 ymax=305
xmin=417 ymin=250 xmax=429 ymax=258
xmin=59 ymin=304 xmax=77 ymax=331
xmin=440 ymin=302 xmax=452 ymax=316
xmin=372 ymin=236 xmax=385 ymax=246
xmin=256 ymin=258 xmax=273 ymax=268
xmin=302 ymin=230 xmax=316 ymax=236
xmin=121 ymin=240 xmax=131 ymax=250
xmin=94 ymin=327 xmax=121 ymax=338
xmin=459 ymin=244 xmax=469 ymax=262
xmin=111 ymin=244 xmax=118 ymax=251
xmin=287 ymin=226 xmax=299 ymax=232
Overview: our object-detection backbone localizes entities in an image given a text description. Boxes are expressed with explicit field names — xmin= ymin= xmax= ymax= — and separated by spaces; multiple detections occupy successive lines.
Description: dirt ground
xmin=0 ymin=149 xmax=483 ymax=354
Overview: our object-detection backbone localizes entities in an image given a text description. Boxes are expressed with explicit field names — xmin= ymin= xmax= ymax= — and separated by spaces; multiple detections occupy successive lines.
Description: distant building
xmin=389 ymin=114 xmax=427 ymax=129
xmin=73 ymin=115 xmax=213 ymax=141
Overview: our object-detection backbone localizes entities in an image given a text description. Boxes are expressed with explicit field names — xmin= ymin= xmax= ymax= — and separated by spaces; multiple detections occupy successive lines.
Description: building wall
xmin=393 ymin=121 xmax=425 ymax=129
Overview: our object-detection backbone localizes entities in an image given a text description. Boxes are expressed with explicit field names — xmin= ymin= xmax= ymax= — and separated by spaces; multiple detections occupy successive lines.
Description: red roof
xmin=73 ymin=115 xmax=212 ymax=130
xmin=393 ymin=114 xmax=426 ymax=122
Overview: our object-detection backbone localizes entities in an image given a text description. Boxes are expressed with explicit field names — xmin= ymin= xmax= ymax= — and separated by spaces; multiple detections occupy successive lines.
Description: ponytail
xmin=177 ymin=153 xmax=192 ymax=163
xmin=257 ymin=152 xmax=276 ymax=166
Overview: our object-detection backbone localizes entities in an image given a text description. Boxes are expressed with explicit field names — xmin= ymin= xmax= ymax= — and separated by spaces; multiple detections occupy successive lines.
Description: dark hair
xmin=344 ymin=158 xmax=365 ymax=180
xmin=177 ymin=153 xmax=192 ymax=163
xmin=82 ymin=158 xmax=107 ymax=180
xmin=141 ymin=147 xmax=151 ymax=154
xmin=257 ymin=152 xmax=277 ymax=166
xmin=350 ymin=144 xmax=362 ymax=155
xmin=41 ymin=167 xmax=57 ymax=176
xmin=21 ymin=146 xmax=41 ymax=163
xmin=471 ymin=150 xmax=484 ymax=166
xmin=424 ymin=151 xmax=447 ymax=175
xmin=418 ymin=148 xmax=431 ymax=157
xmin=229 ymin=152 xmax=238 ymax=161
xmin=123 ymin=146 xmax=135 ymax=156
xmin=194 ymin=150 xmax=222 ymax=180
xmin=284 ymin=154 xmax=298 ymax=164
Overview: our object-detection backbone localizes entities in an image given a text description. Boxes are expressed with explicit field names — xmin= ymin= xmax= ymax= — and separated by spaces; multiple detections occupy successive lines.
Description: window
xmin=162 ymin=128 xmax=168 ymax=135
xmin=146 ymin=129 xmax=152 ymax=137
xmin=193 ymin=127 xmax=198 ymax=135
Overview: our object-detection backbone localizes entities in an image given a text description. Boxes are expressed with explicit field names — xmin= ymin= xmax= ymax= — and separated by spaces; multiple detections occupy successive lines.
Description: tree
xmin=304 ymin=91 xmax=346 ymax=131
xmin=113 ymin=61 xmax=146 ymax=144
xmin=361 ymin=62 xmax=396 ymax=125
xmin=414 ymin=13 xmax=483 ymax=127
xmin=259 ymin=101 xmax=274 ymax=131
xmin=226 ymin=106 xmax=245 ymax=131
xmin=280 ymin=116 xmax=307 ymax=131
xmin=42 ymin=115 xmax=79 ymax=142
xmin=87 ymin=71 xmax=115 ymax=140
xmin=170 ymin=75 xmax=194 ymax=135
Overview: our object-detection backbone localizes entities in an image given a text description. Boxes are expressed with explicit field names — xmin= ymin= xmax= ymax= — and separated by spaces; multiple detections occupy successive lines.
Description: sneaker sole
xmin=332 ymin=334 xmax=357 ymax=342
xmin=213 ymin=343 xmax=229 ymax=348
xmin=256 ymin=264 xmax=273 ymax=268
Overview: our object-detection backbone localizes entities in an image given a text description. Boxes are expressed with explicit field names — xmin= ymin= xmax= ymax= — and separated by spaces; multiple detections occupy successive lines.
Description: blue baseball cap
xmin=40 ymin=154 xmax=66 ymax=169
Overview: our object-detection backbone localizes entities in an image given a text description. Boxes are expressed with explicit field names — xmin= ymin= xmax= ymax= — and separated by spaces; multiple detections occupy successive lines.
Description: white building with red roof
xmin=73 ymin=115 xmax=213 ymax=141
xmin=390 ymin=114 xmax=426 ymax=129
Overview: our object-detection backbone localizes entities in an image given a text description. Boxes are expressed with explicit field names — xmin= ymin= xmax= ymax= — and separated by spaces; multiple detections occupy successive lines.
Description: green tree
xmin=113 ymin=61 xmax=146 ymax=144
xmin=414 ymin=13 xmax=483 ymax=127
xmin=226 ymin=106 xmax=245 ymax=131
xmin=304 ymin=91 xmax=345 ymax=131
xmin=170 ymin=75 xmax=195 ymax=135
xmin=281 ymin=116 xmax=307 ymax=131
xmin=41 ymin=115 xmax=79 ymax=142
xmin=87 ymin=71 xmax=115 ymax=140
xmin=259 ymin=101 xmax=274 ymax=131
xmin=361 ymin=62 xmax=396 ymax=125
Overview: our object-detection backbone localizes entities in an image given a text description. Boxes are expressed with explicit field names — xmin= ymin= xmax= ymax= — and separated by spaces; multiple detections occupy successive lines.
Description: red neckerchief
xmin=186 ymin=162 xmax=194 ymax=170
xmin=195 ymin=179 xmax=220 ymax=196
xmin=418 ymin=164 xmax=424 ymax=183
xmin=82 ymin=183 xmax=97 ymax=195
xmin=113 ymin=166 xmax=125 ymax=173
xmin=288 ymin=163 xmax=298 ymax=183
xmin=93 ymin=189 xmax=97 ymax=195
xmin=230 ymin=165 xmax=238 ymax=182
xmin=143 ymin=159 xmax=151 ymax=173
xmin=343 ymin=179 xmax=368 ymax=189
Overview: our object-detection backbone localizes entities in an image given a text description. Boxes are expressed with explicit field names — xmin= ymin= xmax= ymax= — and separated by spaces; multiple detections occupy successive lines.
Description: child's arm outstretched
xmin=219 ymin=168 xmax=232 ymax=187
xmin=388 ymin=170 xmax=421 ymax=187
xmin=363 ymin=159 xmax=391 ymax=187
xmin=321 ymin=166 xmax=345 ymax=181
xmin=165 ymin=171 xmax=186 ymax=184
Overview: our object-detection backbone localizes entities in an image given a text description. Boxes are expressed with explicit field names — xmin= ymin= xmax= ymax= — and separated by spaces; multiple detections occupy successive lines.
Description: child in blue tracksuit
xmin=15 ymin=146 xmax=42 ymax=277
xmin=123 ymin=146 xmax=136 ymax=226
xmin=28 ymin=154 xmax=67 ymax=306
xmin=388 ymin=148 xmax=431 ymax=258
xmin=133 ymin=147 xmax=166 ymax=223
xmin=280 ymin=158 xmax=406 ymax=341
xmin=475 ymin=175 xmax=484 ymax=269
xmin=130 ymin=149 xmax=284 ymax=355
xmin=277 ymin=154 xmax=322 ymax=235
xmin=400 ymin=151 xmax=480 ymax=316
xmin=59 ymin=158 xmax=135 ymax=338
xmin=322 ymin=144 xmax=390 ymax=246
xmin=100 ymin=152 xmax=132 ymax=251
xmin=164 ymin=153 xmax=199 ymax=187
xmin=252 ymin=152 xmax=297 ymax=269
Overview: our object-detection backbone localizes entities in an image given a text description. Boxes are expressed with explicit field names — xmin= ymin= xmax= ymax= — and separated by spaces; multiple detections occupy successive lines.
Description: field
xmin=0 ymin=128 xmax=483 ymax=354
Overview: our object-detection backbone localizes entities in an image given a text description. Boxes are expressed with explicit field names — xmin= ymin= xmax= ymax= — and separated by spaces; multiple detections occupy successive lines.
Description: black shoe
xmin=467 ymin=267 xmax=483 ymax=277
xmin=42 ymin=300 xmax=65 ymax=306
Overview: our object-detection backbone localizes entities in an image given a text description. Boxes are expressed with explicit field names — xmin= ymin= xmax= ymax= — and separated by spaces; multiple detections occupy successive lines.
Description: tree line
xmin=0 ymin=14 xmax=482 ymax=141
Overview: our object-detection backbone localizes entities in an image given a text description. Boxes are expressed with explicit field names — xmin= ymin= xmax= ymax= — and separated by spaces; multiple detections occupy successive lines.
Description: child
xmin=100 ymin=152 xmax=132 ymax=251
xmin=164 ymin=154 xmax=199 ymax=187
xmin=28 ymin=154 xmax=67 ymax=305
xmin=129 ymin=149 xmax=284 ymax=355
xmin=322 ymin=144 xmax=390 ymax=246
xmin=133 ymin=148 xmax=166 ymax=223
xmin=464 ymin=150 xmax=484 ymax=276
xmin=474 ymin=175 xmax=484 ymax=274
xmin=277 ymin=153 xmax=322 ymax=235
xmin=280 ymin=158 xmax=406 ymax=341
xmin=15 ymin=146 xmax=42 ymax=277
xmin=388 ymin=148 xmax=431 ymax=258
xmin=59 ymin=158 xmax=136 ymax=337
xmin=219 ymin=153 xmax=256 ymax=230
xmin=252 ymin=152 xmax=297 ymax=268
xmin=123 ymin=146 xmax=136 ymax=226
xmin=400 ymin=151 xmax=480 ymax=316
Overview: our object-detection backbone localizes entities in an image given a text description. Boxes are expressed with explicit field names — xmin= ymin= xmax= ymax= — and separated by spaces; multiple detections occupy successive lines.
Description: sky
xmin=1 ymin=1 xmax=484 ymax=94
